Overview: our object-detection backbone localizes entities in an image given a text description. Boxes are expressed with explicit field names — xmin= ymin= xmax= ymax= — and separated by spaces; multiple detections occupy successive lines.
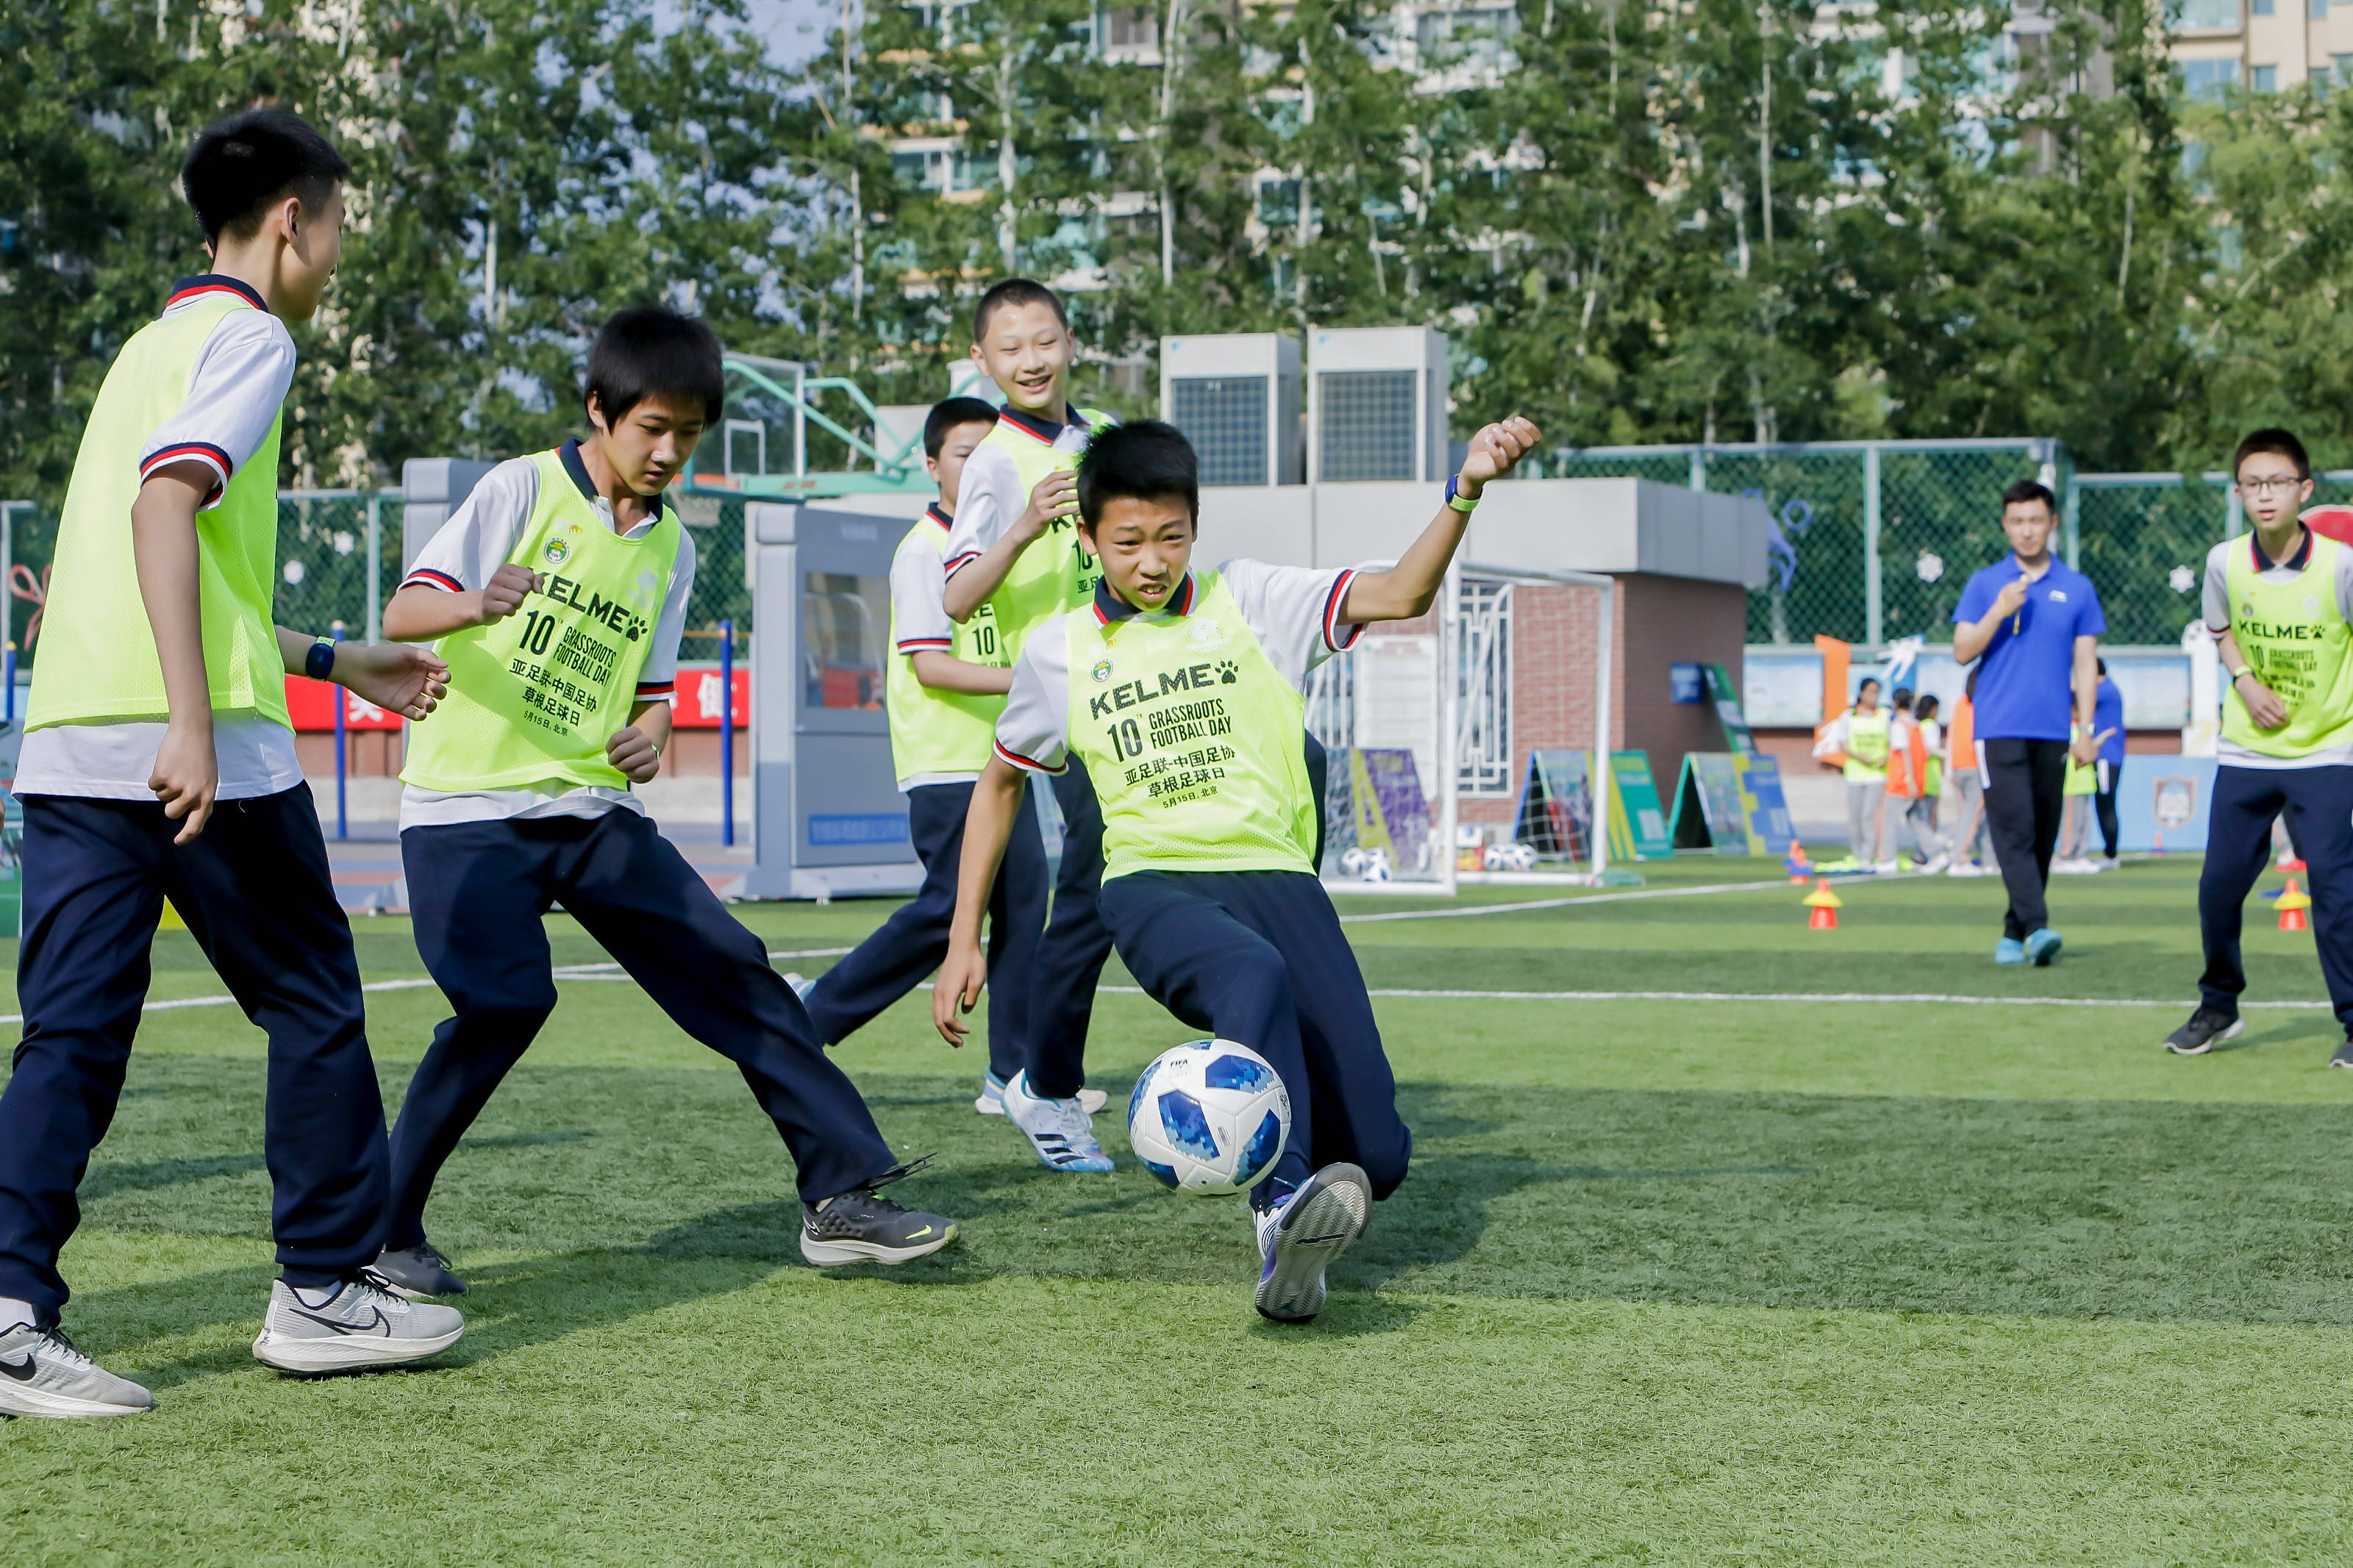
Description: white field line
xmin=0 ymin=947 xmax=858 ymax=1027
xmin=1335 ymin=878 xmax=1808 ymax=923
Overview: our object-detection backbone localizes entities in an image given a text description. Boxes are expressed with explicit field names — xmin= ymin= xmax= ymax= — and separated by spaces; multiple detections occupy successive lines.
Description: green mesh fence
xmin=275 ymin=491 xmax=398 ymax=640
xmin=2074 ymin=475 xmax=2229 ymax=646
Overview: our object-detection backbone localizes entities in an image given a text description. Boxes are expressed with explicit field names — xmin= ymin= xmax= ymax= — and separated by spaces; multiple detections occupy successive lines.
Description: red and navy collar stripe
xmin=166 ymin=274 xmax=268 ymax=314
xmin=943 ymin=549 xmax=982 ymax=577
xmin=1321 ymin=568 xmax=1365 ymax=652
xmin=401 ymin=568 xmax=465 ymax=593
xmin=634 ymin=677 xmax=676 ymax=697
xmin=557 ymin=437 xmax=665 ymax=520
xmin=995 ymin=404 xmax=1089 ymax=445
xmin=895 ymin=636 xmax=954 ymax=651
xmin=2250 ymin=524 xmax=2314 ymax=574
xmin=925 ymin=501 xmax=952 ymax=530
xmin=1093 ymin=573 xmax=1196 ymax=626
xmin=139 ymin=443 xmax=232 ymax=506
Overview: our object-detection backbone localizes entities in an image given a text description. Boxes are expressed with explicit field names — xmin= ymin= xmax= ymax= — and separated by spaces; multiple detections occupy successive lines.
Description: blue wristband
xmin=304 ymin=639 xmax=335 ymax=681
xmin=1446 ymin=474 xmax=1479 ymax=514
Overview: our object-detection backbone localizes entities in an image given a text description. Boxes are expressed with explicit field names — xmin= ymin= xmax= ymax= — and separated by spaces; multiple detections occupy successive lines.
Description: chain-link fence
xmin=1546 ymin=440 xmax=2059 ymax=645
xmin=276 ymin=491 xmax=399 ymax=640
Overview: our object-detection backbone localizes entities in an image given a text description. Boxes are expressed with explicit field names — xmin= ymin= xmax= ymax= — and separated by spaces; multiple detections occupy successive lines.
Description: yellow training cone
xmin=1803 ymin=876 xmax=1843 ymax=930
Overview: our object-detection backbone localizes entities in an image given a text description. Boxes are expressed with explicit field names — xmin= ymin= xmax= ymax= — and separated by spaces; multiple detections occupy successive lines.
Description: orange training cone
xmin=1803 ymin=876 xmax=1843 ymax=931
xmin=2278 ymin=877 xmax=2313 ymax=933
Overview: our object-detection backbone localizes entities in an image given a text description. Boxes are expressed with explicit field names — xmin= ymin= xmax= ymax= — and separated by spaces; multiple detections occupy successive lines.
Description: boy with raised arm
xmin=793 ymin=397 xmax=1053 ymax=1114
xmin=366 ymin=307 xmax=956 ymax=1298
xmin=934 ymin=415 xmax=1540 ymax=1322
xmin=0 ymin=110 xmax=464 ymax=1418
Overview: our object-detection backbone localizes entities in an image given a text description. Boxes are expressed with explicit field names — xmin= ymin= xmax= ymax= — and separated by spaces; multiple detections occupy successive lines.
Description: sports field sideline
xmin=6 ymin=854 xmax=2352 ymax=1562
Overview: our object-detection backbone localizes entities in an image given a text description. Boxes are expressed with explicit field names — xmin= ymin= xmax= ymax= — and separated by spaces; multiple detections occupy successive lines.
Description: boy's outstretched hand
xmin=606 ymin=726 xmax=663 ymax=784
xmin=336 ymin=642 xmax=450 ymax=722
xmin=932 ymin=945 xmax=988 ymax=1047
xmin=1454 ymin=415 xmax=1543 ymax=499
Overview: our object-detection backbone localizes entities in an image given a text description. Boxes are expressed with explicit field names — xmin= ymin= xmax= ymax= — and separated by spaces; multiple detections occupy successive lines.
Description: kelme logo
xmin=1091 ymin=659 xmax=1114 ymax=683
xmin=543 ymin=537 xmax=572 ymax=567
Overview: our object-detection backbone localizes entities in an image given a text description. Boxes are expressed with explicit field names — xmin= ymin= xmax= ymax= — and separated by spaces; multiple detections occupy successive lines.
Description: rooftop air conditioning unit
xmin=1308 ymin=326 xmax=1449 ymax=484
xmin=1159 ymin=333 xmax=1303 ymax=487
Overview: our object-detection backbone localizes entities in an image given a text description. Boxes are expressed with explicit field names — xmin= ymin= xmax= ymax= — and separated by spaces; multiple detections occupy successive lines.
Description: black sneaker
xmin=2331 ymin=1040 xmax=2353 ymax=1071
xmin=368 ymin=1242 xmax=468 ymax=1298
xmin=2163 ymin=1009 xmax=2243 ymax=1056
xmin=800 ymin=1161 xmax=958 ymax=1267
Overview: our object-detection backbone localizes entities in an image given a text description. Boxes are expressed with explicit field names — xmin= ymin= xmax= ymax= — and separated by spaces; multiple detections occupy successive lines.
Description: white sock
xmin=0 ymin=1296 xmax=38 ymax=1332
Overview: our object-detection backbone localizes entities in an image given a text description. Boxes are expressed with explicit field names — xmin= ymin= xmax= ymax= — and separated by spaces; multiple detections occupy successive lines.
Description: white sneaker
xmin=976 ymin=1072 xmax=1107 ymax=1117
xmin=251 ymin=1276 xmax=465 ymax=1375
xmin=1873 ymin=859 xmax=1901 ymax=875
xmin=2100 ymin=856 xmax=2121 ymax=872
xmin=2053 ymin=857 xmax=2100 ymax=876
xmin=0 ymin=1321 xmax=152 ymax=1419
xmin=1920 ymin=854 xmax=1951 ymax=875
xmin=998 ymin=1070 xmax=1114 ymax=1173
xmin=1253 ymin=1164 xmax=1372 ymax=1322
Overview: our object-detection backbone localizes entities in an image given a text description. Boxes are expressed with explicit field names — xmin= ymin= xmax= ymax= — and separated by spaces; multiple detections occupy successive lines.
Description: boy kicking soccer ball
xmin=934 ymin=414 xmax=1540 ymax=1321
xmin=369 ymin=307 xmax=956 ymax=1297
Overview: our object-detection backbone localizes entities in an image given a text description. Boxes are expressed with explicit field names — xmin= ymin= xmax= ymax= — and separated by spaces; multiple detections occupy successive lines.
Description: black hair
xmin=1857 ymin=676 xmax=1881 ymax=697
xmin=1893 ymin=687 xmax=1915 ymax=711
xmin=971 ymin=278 xmax=1068 ymax=344
xmin=2097 ymin=656 xmax=2109 ymax=676
xmin=1965 ymin=666 xmax=1979 ymax=699
xmin=1075 ymin=420 xmax=1199 ymax=529
xmin=2233 ymin=426 xmax=2311 ymax=482
xmin=182 ymin=108 xmax=349 ymax=245
xmin=585 ymin=306 xmax=724 ymax=426
xmin=2000 ymin=479 xmax=2057 ymax=515
xmin=925 ymin=396 xmax=999 ymax=459
xmin=1915 ymin=693 xmax=1940 ymax=720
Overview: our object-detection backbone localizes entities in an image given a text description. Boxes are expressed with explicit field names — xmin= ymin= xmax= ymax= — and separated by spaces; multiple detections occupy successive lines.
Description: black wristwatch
xmin=304 ymin=638 xmax=336 ymax=681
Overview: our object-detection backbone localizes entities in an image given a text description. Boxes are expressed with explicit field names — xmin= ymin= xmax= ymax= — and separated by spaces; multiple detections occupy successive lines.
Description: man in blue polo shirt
xmin=1952 ymin=479 xmax=2104 ymax=964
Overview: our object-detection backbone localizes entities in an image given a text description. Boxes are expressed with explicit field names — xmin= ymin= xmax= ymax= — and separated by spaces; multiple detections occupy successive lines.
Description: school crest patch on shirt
xmin=543 ymin=537 xmax=571 ymax=567
xmin=1091 ymin=658 xmax=1113 ymax=683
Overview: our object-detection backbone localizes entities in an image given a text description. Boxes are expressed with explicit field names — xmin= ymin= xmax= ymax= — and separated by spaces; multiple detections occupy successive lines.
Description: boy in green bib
xmin=368 ymin=309 xmax=956 ymax=1297
xmin=0 ymin=110 xmax=467 ymax=1419
xmin=2166 ymin=428 xmax=2353 ymax=1063
xmin=932 ymin=414 xmax=1540 ymax=1322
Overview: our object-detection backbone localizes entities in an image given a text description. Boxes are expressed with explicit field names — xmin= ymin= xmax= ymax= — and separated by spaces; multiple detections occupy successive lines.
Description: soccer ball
xmin=1339 ymin=847 xmax=1370 ymax=876
xmin=1126 ymin=1039 xmax=1292 ymax=1195
xmin=1485 ymin=842 xmax=1538 ymax=873
xmin=1361 ymin=848 xmax=1393 ymax=883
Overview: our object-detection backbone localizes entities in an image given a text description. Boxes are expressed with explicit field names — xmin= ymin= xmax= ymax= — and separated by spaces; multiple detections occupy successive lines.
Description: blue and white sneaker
xmin=1994 ymin=937 xmax=2027 ymax=965
xmin=2024 ymin=928 xmax=2064 ymax=966
xmin=1252 ymin=1163 xmax=1372 ymax=1322
xmin=976 ymin=1072 xmax=1106 ymax=1117
xmin=999 ymin=1070 xmax=1115 ymax=1173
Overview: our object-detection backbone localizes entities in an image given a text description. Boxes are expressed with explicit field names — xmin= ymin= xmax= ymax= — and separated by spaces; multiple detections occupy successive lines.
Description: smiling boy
xmin=932 ymin=415 xmax=1540 ymax=1322
xmin=368 ymin=307 xmax=956 ymax=1297
xmin=2165 ymin=429 xmax=2353 ymax=1063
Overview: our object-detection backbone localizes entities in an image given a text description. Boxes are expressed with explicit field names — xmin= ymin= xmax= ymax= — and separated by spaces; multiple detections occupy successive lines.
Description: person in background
xmin=2054 ymin=723 xmax=2103 ymax=872
xmin=1812 ymin=676 xmax=1889 ymax=872
xmin=1907 ymin=692 xmax=1952 ymax=873
xmin=2093 ymin=658 xmax=2125 ymax=870
xmin=1944 ymin=667 xmax=1994 ymax=876
xmin=1885 ymin=687 xmax=1937 ymax=873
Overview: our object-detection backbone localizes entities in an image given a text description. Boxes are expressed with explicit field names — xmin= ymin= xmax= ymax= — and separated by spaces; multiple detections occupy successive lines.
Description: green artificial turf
xmin=7 ymin=855 xmax=2353 ymax=1564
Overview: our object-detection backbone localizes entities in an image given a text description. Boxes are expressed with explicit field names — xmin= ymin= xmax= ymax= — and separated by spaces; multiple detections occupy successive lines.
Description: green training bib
xmin=887 ymin=514 xmax=1007 ymax=784
xmin=31 ymin=295 xmax=289 ymax=729
xmin=1064 ymin=573 xmax=1317 ymax=879
xmin=402 ymin=448 xmax=679 ymax=792
xmin=2224 ymin=532 xmax=2353 ymax=758
xmin=984 ymin=408 xmax=1112 ymax=662
xmin=1842 ymin=709 xmax=1889 ymax=784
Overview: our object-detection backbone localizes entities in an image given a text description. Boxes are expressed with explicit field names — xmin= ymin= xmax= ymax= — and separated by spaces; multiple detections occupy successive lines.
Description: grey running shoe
xmin=251 ymin=1278 xmax=465 ymax=1375
xmin=2163 ymin=1009 xmax=2243 ymax=1056
xmin=371 ymin=1242 xmax=468 ymax=1298
xmin=1253 ymin=1163 xmax=1372 ymax=1323
xmin=2331 ymin=1039 xmax=2353 ymax=1071
xmin=800 ymin=1160 xmax=959 ymax=1267
xmin=0 ymin=1322 xmax=152 ymax=1420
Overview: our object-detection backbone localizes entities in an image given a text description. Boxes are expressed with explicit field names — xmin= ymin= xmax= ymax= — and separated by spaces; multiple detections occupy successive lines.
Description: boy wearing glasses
xmin=2165 ymin=429 xmax=2353 ymax=1063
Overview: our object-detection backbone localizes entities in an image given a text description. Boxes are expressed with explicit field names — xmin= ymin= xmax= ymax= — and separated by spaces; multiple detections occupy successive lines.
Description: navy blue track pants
xmin=388 ymin=809 xmax=897 ymax=1247
xmin=2199 ymin=763 xmax=2353 ymax=1030
xmin=801 ymin=778 xmax=1047 ymax=1081
xmin=0 ymin=788 xmax=386 ymax=1322
xmin=1098 ymin=867 xmax=1409 ymax=1208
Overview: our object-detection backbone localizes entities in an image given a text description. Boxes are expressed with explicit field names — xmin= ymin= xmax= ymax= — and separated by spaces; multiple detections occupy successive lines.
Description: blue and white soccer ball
xmin=1126 ymin=1039 xmax=1292 ymax=1195
xmin=1485 ymin=842 xmax=1538 ymax=873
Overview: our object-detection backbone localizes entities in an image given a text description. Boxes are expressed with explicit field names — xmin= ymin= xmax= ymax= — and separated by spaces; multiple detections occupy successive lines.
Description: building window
xmin=2171 ymin=0 xmax=2239 ymax=25
xmin=2253 ymin=64 xmax=2278 ymax=90
xmin=2253 ymin=0 xmax=2274 ymax=13
xmin=2315 ymin=0 xmax=2329 ymax=18
xmin=1169 ymin=377 xmax=1270 ymax=487
xmin=1456 ymin=579 xmax=1515 ymax=797
xmin=2180 ymin=58 xmax=2240 ymax=99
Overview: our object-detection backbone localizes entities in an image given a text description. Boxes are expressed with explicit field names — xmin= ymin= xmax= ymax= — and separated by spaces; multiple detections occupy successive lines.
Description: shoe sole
xmin=2165 ymin=1020 xmax=2243 ymax=1056
xmin=800 ymin=1222 xmax=959 ymax=1268
xmin=2027 ymin=935 xmax=2063 ymax=967
xmin=0 ymin=1382 xmax=151 ymax=1419
xmin=1255 ymin=1164 xmax=1371 ymax=1323
xmin=251 ymin=1322 xmax=465 ymax=1375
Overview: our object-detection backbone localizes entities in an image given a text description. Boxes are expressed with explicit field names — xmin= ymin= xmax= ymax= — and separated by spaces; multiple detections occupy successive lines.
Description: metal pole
xmin=1689 ymin=448 xmax=1707 ymax=493
xmin=1863 ymin=443 xmax=1883 ymax=650
xmin=365 ymin=492 xmax=383 ymax=644
xmin=720 ymin=619 xmax=736 ymax=848
xmin=332 ymin=625 xmax=348 ymax=841
xmin=1437 ymin=570 xmax=1460 ymax=897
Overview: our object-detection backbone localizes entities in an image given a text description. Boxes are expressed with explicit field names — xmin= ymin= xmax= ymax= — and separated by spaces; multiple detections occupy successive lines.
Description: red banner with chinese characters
xmin=669 ymin=664 xmax=749 ymax=728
